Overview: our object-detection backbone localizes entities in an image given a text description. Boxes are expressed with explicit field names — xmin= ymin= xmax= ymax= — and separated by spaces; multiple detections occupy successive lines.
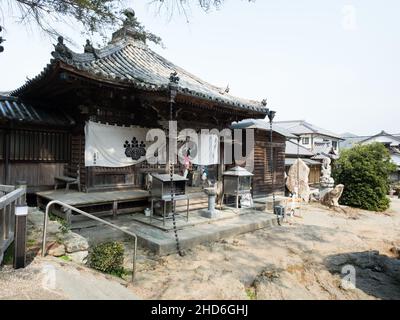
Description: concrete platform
xmin=74 ymin=208 xmax=278 ymax=255
xmin=253 ymin=195 xmax=289 ymax=211
xmin=35 ymin=187 xmax=208 ymax=222
xmin=36 ymin=189 xmax=150 ymax=206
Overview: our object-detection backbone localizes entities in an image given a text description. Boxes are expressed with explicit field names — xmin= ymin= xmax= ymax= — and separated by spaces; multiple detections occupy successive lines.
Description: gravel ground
xmin=1 ymin=198 xmax=399 ymax=300
xmin=0 ymin=256 xmax=138 ymax=300
xmin=124 ymin=198 xmax=400 ymax=300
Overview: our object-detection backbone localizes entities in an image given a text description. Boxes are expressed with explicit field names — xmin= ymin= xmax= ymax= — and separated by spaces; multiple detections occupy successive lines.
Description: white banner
xmin=85 ymin=121 xmax=150 ymax=167
xmin=189 ymin=134 xmax=219 ymax=165
xmin=85 ymin=121 xmax=220 ymax=167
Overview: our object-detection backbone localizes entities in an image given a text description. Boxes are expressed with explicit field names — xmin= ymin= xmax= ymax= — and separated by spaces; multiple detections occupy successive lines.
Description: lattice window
xmin=8 ymin=129 xmax=70 ymax=162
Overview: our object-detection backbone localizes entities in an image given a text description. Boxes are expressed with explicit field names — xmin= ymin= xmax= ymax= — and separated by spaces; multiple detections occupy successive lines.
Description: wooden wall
xmin=70 ymin=133 xmax=86 ymax=190
xmin=0 ymin=127 xmax=71 ymax=192
xmin=309 ymin=165 xmax=321 ymax=185
xmin=284 ymin=162 xmax=321 ymax=186
xmin=0 ymin=162 xmax=66 ymax=192
xmin=253 ymin=130 xmax=286 ymax=197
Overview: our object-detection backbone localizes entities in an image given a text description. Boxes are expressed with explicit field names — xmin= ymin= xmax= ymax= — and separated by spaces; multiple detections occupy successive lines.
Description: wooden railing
xmin=0 ymin=184 xmax=26 ymax=265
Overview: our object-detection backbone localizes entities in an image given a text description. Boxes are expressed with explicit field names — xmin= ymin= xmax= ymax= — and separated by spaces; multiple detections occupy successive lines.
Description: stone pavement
xmin=75 ymin=209 xmax=279 ymax=255
xmin=0 ymin=257 xmax=139 ymax=300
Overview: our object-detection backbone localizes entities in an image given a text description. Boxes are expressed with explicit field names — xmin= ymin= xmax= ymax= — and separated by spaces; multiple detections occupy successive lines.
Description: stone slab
xmin=75 ymin=209 xmax=278 ymax=255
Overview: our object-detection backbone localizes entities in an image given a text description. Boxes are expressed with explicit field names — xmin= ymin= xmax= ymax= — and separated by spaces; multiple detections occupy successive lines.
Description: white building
xmin=341 ymin=130 xmax=400 ymax=182
xmin=275 ymin=120 xmax=343 ymax=159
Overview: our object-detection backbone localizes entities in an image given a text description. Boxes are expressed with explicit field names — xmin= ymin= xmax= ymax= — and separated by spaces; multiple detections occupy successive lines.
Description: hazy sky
xmin=0 ymin=0 xmax=399 ymax=135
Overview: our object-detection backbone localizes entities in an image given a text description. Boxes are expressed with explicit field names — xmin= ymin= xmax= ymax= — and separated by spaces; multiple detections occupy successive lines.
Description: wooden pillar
xmin=0 ymin=207 xmax=5 ymax=241
xmin=112 ymin=201 xmax=118 ymax=219
xmin=3 ymin=127 xmax=10 ymax=185
xmin=4 ymin=204 xmax=11 ymax=239
xmin=218 ymin=141 xmax=225 ymax=180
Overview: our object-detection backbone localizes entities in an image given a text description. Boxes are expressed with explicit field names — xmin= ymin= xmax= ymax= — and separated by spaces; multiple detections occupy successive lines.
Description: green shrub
xmin=87 ymin=241 xmax=125 ymax=276
xmin=333 ymin=142 xmax=396 ymax=211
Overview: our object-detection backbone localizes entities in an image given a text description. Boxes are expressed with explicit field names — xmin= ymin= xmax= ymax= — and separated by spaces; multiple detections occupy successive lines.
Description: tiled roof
xmin=341 ymin=131 xmax=400 ymax=150
xmin=285 ymin=140 xmax=314 ymax=157
xmin=0 ymin=95 xmax=75 ymax=126
xmin=359 ymin=130 xmax=400 ymax=145
xmin=231 ymin=119 xmax=297 ymax=138
xmin=275 ymin=120 xmax=343 ymax=140
xmin=285 ymin=158 xmax=321 ymax=166
xmin=12 ymin=33 xmax=268 ymax=115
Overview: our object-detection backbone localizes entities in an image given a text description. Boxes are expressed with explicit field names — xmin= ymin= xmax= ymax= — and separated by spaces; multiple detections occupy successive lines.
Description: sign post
xmin=14 ymin=204 xmax=29 ymax=269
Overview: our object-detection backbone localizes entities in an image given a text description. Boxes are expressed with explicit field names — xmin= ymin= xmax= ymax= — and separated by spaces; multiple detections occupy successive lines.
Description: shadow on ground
xmin=324 ymin=250 xmax=400 ymax=300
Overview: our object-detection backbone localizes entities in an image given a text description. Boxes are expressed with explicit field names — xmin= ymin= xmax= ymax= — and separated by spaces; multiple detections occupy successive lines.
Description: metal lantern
xmin=150 ymin=173 xmax=187 ymax=199
xmin=222 ymin=166 xmax=253 ymax=208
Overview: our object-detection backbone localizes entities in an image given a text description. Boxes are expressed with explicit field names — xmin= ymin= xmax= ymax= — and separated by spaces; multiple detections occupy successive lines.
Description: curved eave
xmin=12 ymin=60 xmax=267 ymax=116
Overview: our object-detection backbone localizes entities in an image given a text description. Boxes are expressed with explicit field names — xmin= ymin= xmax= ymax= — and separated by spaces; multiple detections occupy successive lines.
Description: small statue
xmin=261 ymin=98 xmax=267 ymax=106
xmin=320 ymin=156 xmax=334 ymax=188
xmin=84 ymin=39 xmax=98 ymax=58
xmin=53 ymin=36 xmax=72 ymax=60
xmin=122 ymin=8 xmax=137 ymax=27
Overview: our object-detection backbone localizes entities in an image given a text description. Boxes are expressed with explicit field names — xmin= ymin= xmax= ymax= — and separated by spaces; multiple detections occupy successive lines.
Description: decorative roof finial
xmin=52 ymin=36 xmax=72 ymax=60
xmin=169 ymin=71 xmax=180 ymax=84
xmin=224 ymin=84 xmax=230 ymax=93
xmin=110 ymin=7 xmax=163 ymax=46
xmin=261 ymin=98 xmax=267 ymax=106
xmin=122 ymin=8 xmax=136 ymax=27
xmin=84 ymin=39 xmax=98 ymax=58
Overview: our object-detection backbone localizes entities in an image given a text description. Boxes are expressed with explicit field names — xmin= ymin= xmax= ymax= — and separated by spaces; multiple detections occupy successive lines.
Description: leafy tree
xmin=333 ymin=142 xmax=396 ymax=211
xmin=2 ymin=0 xmax=120 ymax=37
xmin=0 ymin=0 xmax=227 ymax=37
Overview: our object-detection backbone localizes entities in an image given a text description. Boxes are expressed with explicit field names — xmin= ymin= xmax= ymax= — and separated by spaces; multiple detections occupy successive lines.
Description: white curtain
xmin=84 ymin=121 xmax=149 ymax=167
xmin=85 ymin=121 xmax=220 ymax=167
xmin=190 ymin=134 xmax=219 ymax=165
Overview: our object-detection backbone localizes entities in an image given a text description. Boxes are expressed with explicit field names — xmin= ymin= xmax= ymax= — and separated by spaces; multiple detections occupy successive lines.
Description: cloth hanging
xmin=190 ymin=134 xmax=219 ymax=165
xmin=84 ymin=121 xmax=150 ymax=167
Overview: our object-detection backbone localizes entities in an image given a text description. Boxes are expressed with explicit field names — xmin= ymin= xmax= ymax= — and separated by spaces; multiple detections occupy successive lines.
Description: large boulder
xmin=286 ymin=159 xmax=310 ymax=202
xmin=62 ymin=232 xmax=89 ymax=253
xmin=321 ymin=184 xmax=344 ymax=207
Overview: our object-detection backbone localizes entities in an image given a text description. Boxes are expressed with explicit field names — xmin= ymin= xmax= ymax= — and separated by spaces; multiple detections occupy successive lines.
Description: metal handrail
xmin=41 ymin=200 xmax=137 ymax=283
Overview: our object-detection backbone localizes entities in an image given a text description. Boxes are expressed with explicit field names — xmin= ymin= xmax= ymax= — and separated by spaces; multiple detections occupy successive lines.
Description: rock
xmin=214 ymin=181 xmax=223 ymax=207
xmin=68 ymin=251 xmax=88 ymax=264
xmin=309 ymin=189 xmax=320 ymax=202
xmin=47 ymin=242 xmax=66 ymax=257
xmin=62 ymin=232 xmax=89 ymax=253
xmin=27 ymin=209 xmax=44 ymax=227
xmin=286 ymin=159 xmax=310 ymax=202
xmin=321 ymin=184 xmax=344 ymax=207
xmin=390 ymin=246 xmax=400 ymax=258
xmin=47 ymin=221 xmax=63 ymax=235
